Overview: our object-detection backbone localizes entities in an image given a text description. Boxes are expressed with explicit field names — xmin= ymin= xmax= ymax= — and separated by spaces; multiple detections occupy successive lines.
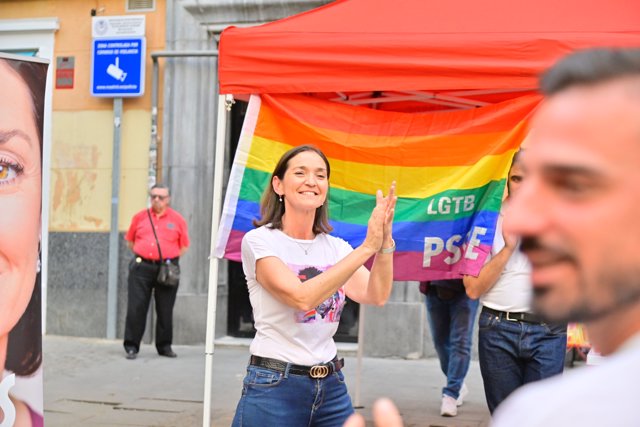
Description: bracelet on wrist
xmin=379 ymin=239 xmax=396 ymax=254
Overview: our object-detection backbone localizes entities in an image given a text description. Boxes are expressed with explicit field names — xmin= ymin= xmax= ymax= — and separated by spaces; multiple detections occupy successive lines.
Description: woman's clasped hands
xmin=363 ymin=181 xmax=397 ymax=254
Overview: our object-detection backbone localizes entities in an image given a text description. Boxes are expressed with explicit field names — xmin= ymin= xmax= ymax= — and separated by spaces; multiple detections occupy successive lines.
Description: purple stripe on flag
xmin=224 ymin=229 xmax=245 ymax=262
xmin=391 ymin=245 xmax=492 ymax=281
xmin=224 ymin=227 xmax=491 ymax=280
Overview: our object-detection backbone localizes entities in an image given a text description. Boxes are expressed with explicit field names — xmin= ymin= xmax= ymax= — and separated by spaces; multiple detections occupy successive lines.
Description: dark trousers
xmin=478 ymin=308 xmax=567 ymax=413
xmin=123 ymin=258 xmax=179 ymax=353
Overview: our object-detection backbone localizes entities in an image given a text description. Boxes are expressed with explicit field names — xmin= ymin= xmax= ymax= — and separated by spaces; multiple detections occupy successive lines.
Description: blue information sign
xmin=91 ymin=37 xmax=145 ymax=97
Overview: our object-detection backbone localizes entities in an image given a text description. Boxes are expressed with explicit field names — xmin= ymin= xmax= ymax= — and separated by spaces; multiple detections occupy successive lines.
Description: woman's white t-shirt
xmin=241 ymin=225 xmax=353 ymax=365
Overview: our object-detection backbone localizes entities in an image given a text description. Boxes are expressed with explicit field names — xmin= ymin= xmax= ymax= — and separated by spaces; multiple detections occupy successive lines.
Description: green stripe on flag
xmin=238 ymin=167 xmax=505 ymax=225
xmin=330 ymin=180 xmax=505 ymax=224
xmin=238 ymin=168 xmax=271 ymax=202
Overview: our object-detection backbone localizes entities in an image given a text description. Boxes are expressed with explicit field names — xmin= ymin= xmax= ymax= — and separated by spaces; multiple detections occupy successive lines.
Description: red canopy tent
xmin=204 ymin=1 xmax=640 ymax=423
xmin=218 ymin=0 xmax=640 ymax=111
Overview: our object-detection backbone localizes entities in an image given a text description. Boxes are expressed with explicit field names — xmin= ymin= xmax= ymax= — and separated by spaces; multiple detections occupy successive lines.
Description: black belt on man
xmin=482 ymin=306 xmax=544 ymax=324
xmin=249 ymin=355 xmax=344 ymax=379
xmin=135 ymin=256 xmax=179 ymax=265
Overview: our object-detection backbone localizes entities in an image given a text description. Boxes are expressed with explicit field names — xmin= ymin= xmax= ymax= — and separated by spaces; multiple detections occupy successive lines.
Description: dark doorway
xmin=227 ymin=261 xmax=256 ymax=337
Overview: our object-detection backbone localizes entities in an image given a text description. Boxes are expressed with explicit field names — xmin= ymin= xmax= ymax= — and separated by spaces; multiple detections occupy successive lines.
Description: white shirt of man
xmin=480 ymin=214 xmax=532 ymax=312
xmin=492 ymin=331 xmax=640 ymax=426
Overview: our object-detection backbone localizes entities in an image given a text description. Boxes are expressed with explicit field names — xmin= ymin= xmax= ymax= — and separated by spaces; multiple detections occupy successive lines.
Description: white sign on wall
xmin=92 ymin=15 xmax=145 ymax=38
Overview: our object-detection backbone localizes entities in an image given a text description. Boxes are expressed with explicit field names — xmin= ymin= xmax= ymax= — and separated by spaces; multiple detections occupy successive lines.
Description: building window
xmin=126 ymin=0 xmax=155 ymax=12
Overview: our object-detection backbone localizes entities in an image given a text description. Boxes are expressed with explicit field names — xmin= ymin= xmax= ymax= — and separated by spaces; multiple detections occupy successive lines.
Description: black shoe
xmin=158 ymin=348 xmax=177 ymax=358
xmin=125 ymin=349 xmax=137 ymax=360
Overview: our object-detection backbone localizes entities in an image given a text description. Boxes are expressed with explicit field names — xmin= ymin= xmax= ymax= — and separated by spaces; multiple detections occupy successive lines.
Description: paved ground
xmin=42 ymin=335 xmax=493 ymax=426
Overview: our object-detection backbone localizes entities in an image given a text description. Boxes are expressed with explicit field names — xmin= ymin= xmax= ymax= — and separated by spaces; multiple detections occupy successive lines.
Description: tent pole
xmin=354 ymin=304 xmax=365 ymax=408
xmin=203 ymin=94 xmax=229 ymax=427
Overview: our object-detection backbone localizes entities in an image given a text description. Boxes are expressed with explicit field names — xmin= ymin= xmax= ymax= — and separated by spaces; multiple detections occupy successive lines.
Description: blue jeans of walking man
xmin=423 ymin=280 xmax=479 ymax=402
xmin=478 ymin=308 xmax=567 ymax=413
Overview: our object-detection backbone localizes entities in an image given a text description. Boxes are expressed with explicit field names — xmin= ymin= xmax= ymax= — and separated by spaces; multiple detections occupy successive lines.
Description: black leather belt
xmin=250 ymin=355 xmax=344 ymax=379
xmin=482 ymin=306 xmax=544 ymax=324
xmin=135 ymin=256 xmax=178 ymax=265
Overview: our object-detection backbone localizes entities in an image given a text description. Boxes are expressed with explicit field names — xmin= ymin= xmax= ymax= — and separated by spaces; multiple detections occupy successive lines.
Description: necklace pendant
xmin=292 ymin=235 xmax=315 ymax=255
xmin=296 ymin=242 xmax=311 ymax=255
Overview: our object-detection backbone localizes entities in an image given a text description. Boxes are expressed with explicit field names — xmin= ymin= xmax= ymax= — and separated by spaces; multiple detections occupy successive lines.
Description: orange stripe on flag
xmin=255 ymin=93 xmax=540 ymax=166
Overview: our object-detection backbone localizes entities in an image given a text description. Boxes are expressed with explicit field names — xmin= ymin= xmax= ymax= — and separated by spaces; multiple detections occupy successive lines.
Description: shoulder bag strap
xmin=147 ymin=208 xmax=164 ymax=261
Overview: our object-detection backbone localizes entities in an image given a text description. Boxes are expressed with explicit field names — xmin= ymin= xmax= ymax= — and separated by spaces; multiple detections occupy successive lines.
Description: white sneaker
xmin=440 ymin=394 xmax=458 ymax=417
xmin=457 ymin=383 xmax=468 ymax=407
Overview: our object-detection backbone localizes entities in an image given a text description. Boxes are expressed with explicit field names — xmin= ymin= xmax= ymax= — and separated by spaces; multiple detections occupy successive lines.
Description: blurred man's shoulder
xmin=493 ymin=342 xmax=640 ymax=426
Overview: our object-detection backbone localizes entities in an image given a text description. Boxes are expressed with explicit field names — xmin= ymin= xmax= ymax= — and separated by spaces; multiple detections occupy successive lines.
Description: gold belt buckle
xmin=309 ymin=365 xmax=330 ymax=378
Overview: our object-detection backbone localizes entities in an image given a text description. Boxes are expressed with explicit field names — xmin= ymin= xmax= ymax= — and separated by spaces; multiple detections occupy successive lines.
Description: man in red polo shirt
xmin=123 ymin=184 xmax=189 ymax=359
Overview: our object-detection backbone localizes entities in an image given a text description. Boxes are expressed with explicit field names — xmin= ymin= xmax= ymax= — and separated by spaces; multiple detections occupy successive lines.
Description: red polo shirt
xmin=125 ymin=207 xmax=189 ymax=260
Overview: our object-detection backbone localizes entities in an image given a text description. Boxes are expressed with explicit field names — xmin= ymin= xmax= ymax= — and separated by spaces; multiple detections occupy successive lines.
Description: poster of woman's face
xmin=0 ymin=53 xmax=47 ymax=427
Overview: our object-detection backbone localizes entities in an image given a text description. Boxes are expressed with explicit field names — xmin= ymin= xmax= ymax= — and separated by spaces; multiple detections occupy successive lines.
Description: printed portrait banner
xmin=0 ymin=53 xmax=48 ymax=427
xmin=214 ymin=93 xmax=540 ymax=281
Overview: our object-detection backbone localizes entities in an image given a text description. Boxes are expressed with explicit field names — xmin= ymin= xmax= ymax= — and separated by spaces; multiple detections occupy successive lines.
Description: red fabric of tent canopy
xmin=218 ymin=0 xmax=640 ymax=96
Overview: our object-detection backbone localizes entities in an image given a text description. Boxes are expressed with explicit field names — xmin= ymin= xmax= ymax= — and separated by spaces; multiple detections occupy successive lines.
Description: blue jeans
xmin=478 ymin=308 xmax=567 ymax=413
xmin=426 ymin=286 xmax=479 ymax=399
xmin=232 ymin=363 xmax=354 ymax=427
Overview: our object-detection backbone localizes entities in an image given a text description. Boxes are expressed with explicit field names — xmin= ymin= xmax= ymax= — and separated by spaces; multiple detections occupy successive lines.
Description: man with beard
xmin=492 ymin=48 xmax=640 ymax=426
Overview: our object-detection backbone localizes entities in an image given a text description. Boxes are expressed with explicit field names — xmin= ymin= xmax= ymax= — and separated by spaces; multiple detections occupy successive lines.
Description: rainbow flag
xmin=214 ymin=93 xmax=540 ymax=280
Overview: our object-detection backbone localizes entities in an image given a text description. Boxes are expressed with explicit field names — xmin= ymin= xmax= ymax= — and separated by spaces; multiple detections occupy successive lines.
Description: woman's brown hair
xmin=253 ymin=145 xmax=333 ymax=235
xmin=3 ymin=57 xmax=46 ymax=376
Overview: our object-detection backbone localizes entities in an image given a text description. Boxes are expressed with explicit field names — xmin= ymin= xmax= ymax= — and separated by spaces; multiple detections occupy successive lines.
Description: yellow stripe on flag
xmin=246 ymin=136 xmax=516 ymax=198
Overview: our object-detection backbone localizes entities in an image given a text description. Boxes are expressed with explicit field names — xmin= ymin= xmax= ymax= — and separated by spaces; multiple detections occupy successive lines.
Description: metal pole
xmin=203 ymin=94 xmax=229 ymax=427
xmin=147 ymin=50 xmax=218 ymax=184
xmin=151 ymin=50 xmax=218 ymax=58
xmin=106 ymin=97 xmax=123 ymax=339
xmin=149 ymin=50 xmax=218 ymax=186
xmin=354 ymin=304 xmax=366 ymax=408
xmin=150 ymin=56 xmax=159 ymax=188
